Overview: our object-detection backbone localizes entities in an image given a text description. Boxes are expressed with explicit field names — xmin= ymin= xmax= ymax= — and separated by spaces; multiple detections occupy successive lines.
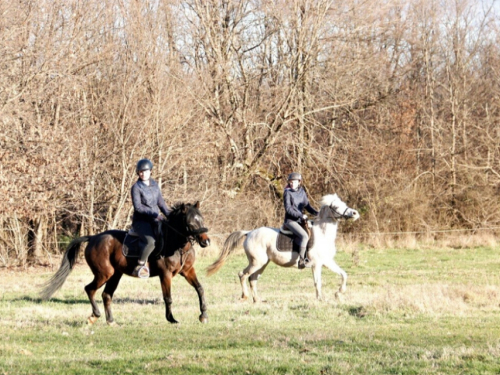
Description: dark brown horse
xmin=40 ymin=201 xmax=210 ymax=325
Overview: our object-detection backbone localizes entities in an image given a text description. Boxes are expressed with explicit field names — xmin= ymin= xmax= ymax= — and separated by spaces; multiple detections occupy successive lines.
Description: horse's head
xmin=319 ymin=194 xmax=360 ymax=221
xmin=168 ymin=201 xmax=210 ymax=248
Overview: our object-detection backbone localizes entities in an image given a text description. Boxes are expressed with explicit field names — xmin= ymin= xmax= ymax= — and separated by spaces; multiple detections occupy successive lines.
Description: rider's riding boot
xmin=133 ymin=260 xmax=150 ymax=279
xmin=134 ymin=238 xmax=154 ymax=279
xmin=298 ymin=247 xmax=311 ymax=269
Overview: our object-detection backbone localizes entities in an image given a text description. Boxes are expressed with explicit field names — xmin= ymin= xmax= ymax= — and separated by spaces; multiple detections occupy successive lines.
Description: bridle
xmin=329 ymin=204 xmax=352 ymax=220
xmin=185 ymin=226 xmax=209 ymax=245
xmin=160 ymin=218 xmax=208 ymax=271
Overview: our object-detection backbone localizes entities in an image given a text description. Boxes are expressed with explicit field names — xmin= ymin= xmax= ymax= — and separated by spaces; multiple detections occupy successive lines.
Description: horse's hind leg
xmin=238 ymin=262 xmax=267 ymax=303
xmin=102 ymin=273 xmax=122 ymax=326
xmin=85 ymin=275 xmax=108 ymax=324
xmin=248 ymin=262 xmax=269 ymax=303
xmin=85 ymin=271 xmax=113 ymax=325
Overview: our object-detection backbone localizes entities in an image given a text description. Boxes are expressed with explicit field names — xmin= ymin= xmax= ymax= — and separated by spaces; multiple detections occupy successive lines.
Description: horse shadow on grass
xmin=15 ymin=296 xmax=161 ymax=305
xmin=15 ymin=296 xmax=88 ymax=305
xmin=347 ymin=305 xmax=368 ymax=318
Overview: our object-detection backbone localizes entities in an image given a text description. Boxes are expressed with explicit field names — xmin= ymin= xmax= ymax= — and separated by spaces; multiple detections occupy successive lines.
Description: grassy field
xmin=1 ymin=246 xmax=500 ymax=374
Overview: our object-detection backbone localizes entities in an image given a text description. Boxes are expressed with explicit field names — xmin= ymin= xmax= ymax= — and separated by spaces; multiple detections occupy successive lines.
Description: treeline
xmin=1 ymin=0 xmax=499 ymax=265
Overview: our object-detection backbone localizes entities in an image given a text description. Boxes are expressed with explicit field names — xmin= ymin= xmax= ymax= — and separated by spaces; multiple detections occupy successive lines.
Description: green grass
xmin=1 ymin=246 xmax=500 ymax=374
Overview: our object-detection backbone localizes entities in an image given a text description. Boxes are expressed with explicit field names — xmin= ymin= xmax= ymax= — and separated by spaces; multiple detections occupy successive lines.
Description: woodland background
xmin=1 ymin=0 xmax=499 ymax=266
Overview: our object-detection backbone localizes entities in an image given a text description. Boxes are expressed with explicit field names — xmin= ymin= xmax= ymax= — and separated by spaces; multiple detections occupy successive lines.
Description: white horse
xmin=207 ymin=194 xmax=359 ymax=302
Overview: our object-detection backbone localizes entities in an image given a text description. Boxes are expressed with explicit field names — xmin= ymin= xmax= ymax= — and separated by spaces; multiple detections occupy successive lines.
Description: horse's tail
xmin=206 ymin=230 xmax=250 ymax=276
xmin=40 ymin=236 xmax=91 ymax=300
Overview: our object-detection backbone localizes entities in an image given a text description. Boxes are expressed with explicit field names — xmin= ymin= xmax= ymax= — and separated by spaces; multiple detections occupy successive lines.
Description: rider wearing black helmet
xmin=283 ymin=172 xmax=318 ymax=269
xmin=130 ymin=158 xmax=172 ymax=278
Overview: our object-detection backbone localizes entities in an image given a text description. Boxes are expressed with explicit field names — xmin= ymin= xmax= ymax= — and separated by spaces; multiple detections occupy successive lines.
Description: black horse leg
xmin=181 ymin=267 xmax=208 ymax=323
xmin=160 ymin=271 xmax=178 ymax=323
xmin=102 ymin=273 xmax=122 ymax=326
xmin=85 ymin=276 xmax=107 ymax=324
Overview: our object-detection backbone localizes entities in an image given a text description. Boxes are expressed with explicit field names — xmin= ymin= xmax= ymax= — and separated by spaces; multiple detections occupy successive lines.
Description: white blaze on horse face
xmin=191 ymin=214 xmax=204 ymax=230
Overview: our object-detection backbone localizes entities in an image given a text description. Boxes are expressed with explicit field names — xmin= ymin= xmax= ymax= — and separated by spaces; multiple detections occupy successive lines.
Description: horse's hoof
xmin=87 ymin=316 xmax=99 ymax=325
xmin=107 ymin=321 xmax=119 ymax=327
xmin=335 ymin=292 xmax=344 ymax=301
xmin=253 ymin=298 xmax=266 ymax=303
xmin=199 ymin=315 xmax=208 ymax=324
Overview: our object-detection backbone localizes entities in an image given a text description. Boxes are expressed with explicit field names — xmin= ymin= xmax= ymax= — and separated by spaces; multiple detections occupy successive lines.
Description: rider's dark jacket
xmin=131 ymin=178 xmax=171 ymax=225
xmin=283 ymin=186 xmax=318 ymax=224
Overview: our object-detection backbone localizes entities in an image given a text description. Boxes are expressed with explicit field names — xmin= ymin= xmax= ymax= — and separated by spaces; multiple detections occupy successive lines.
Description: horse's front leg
xmin=324 ymin=259 xmax=347 ymax=297
xmin=181 ymin=267 xmax=208 ymax=323
xmin=312 ymin=264 xmax=323 ymax=300
xmin=159 ymin=271 xmax=178 ymax=323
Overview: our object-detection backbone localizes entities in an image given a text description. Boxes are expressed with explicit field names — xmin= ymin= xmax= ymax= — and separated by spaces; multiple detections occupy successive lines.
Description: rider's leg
xmin=284 ymin=221 xmax=311 ymax=268
xmin=139 ymin=234 xmax=155 ymax=264
xmin=133 ymin=221 xmax=155 ymax=278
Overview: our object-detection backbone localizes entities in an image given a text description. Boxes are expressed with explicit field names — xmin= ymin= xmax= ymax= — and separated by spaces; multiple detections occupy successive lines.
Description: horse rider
xmin=131 ymin=158 xmax=171 ymax=278
xmin=283 ymin=172 xmax=318 ymax=269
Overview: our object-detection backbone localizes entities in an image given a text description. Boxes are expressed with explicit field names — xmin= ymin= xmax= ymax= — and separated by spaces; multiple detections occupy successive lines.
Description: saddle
xmin=122 ymin=221 xmax=164 ymax=259
xmin=276 ymin=220 xmax=315 ymax=253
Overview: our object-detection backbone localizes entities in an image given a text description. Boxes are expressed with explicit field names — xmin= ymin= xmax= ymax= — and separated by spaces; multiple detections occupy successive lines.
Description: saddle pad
xmin=122 ymin=224 xmax=165 ymax=259
xmin=276 ymin=232 xmax=297 ymax=253
xmin=275 ymin=228 xmax=316 ymax=253
xmin=122 ymin=234 xmax=141 ymax=258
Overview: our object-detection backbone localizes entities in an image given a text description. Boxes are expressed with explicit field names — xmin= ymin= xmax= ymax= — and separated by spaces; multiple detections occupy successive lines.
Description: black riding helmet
xmin=136 ymin=159 xmax=153 ymax=175
xmin=287 ymin=172 xmax=302 ymax=181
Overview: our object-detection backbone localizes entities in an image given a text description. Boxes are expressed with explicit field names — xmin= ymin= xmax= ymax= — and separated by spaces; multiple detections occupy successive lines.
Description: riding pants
xmin=285 ymin=220 xmax=309 ymax=258
xmin=133 ymin=220 xmax=155 ymax=264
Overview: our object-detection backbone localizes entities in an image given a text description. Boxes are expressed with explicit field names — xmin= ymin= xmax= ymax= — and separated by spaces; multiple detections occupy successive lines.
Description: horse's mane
xmin=319 ymin=193 xmax=339 ymax=207
xmin=169 ymin=202 xmax=199 ymax=216
xmin=170 ymin=202 xmax=187 ymax=214
xmin=164 ymin=202 xmax=201 ymax=229
xmin=317 ymin=194 xmax=341 ymax=226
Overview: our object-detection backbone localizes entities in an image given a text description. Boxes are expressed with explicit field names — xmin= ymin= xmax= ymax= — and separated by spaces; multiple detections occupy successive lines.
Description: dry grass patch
xmin=1 ymin=246 xmax=500 ymax=374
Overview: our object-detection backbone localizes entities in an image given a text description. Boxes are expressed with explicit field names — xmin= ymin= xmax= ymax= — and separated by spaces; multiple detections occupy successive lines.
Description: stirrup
xmin=133 ymin=264 xmax=150 ymax=279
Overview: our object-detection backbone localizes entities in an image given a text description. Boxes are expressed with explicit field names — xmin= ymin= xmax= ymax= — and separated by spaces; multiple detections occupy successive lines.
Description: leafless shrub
xmin=0 ymin=0 xmax=499 ymax=265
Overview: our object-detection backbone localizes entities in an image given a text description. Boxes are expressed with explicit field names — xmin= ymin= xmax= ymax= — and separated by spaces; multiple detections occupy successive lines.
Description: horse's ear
xmin=194 ymin=201 xmax=200 ymax=209
xmin=179 ymin=203 xmax=186 ymax=213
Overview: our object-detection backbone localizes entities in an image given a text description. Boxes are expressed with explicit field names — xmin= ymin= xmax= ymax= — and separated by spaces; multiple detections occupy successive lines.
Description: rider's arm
xmin=157 ymin=192 xmax=172 ymax=218
xmin=305 ymin=201 xmax=318 ymax=216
